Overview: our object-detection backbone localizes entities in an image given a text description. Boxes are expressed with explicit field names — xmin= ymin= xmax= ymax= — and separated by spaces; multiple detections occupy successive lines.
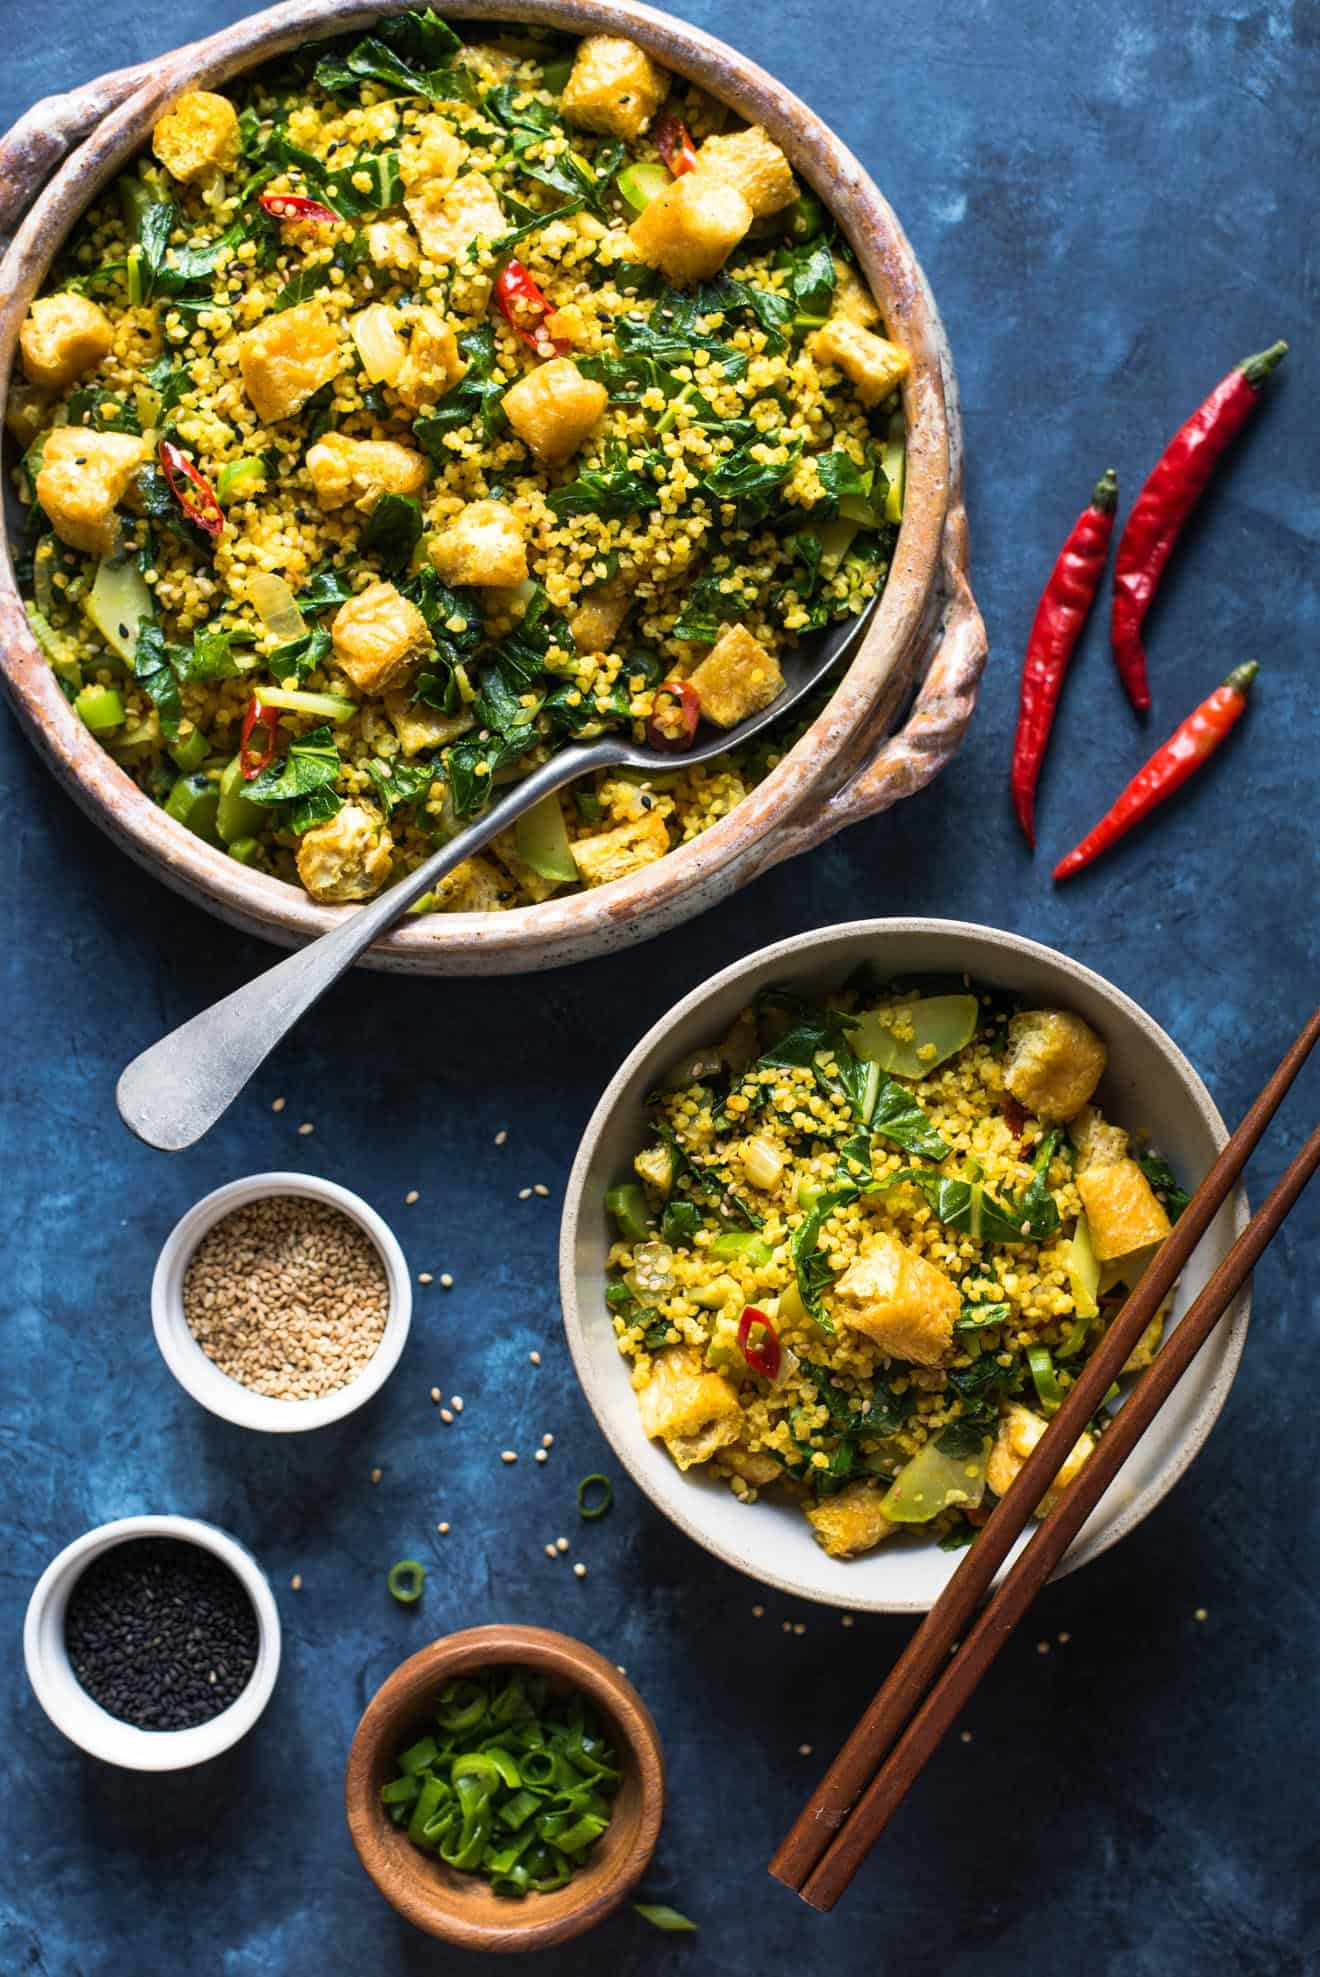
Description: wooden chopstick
xmin=770 ymin=1004 xmax=1320 ymax=1904
xmin=797 ymin=1115 xmax=1320 ymax=1909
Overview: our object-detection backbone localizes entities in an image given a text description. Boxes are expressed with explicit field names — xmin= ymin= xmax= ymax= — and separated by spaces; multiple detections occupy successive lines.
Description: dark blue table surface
xmin=3 ymin=4 xmax=1318 ymax=1972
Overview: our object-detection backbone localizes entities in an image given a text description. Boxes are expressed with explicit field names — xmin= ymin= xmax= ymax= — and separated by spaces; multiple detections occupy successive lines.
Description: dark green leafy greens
xmin=244 ymin=723 xmax=343 ymax=833
xmin=1136 ymin=1151 xmax=1190 ymax=1220
xmin=881 ymin=1132 xmax=1062 ymax=1245
xmin=361 ymin=493 xmax=424 ymax=571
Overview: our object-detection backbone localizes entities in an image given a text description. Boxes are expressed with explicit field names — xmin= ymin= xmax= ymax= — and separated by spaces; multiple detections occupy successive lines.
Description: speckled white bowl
xmin=151 ymin=1171 xmax=411 ymax=1432
xmin=560 ymin=919 xmax=1252 ymax=1613
xmin=24 ymin=1514 xmax=282 ymax=1770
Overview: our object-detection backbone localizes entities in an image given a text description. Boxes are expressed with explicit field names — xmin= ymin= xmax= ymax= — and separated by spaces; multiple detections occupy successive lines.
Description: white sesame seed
xmin=529 ymin=1350 xmax=541 ymax=1366
xmin=535 ymin=1449 xmax=548 ymax=1464
xmin=452 ymin=1396 xmax=464 ymax=1411
xmin=418 ymin=1271 xmax=433 ymax=1285
xmin=518 ymin=1187 xmax=532 ymax=1200
xmin=841 ymin=1615 xmax=855 ymax=1628
xmin=798 ymin=1743 xmax=812 ymax=1756
xmin=440 ymin=1273 xmax=454 ymax=1289
xmin=781 ymin=1621 xmax=792 ymax=1634
xmin=297 ymin=1122 xmax=314 ymax=1136
xmin=290 ymin=1573 xmax=303 ymax=1591
xmin=440 ymin=1408 xmax=454 ymax=1424
xmin=752 ymin=1604 xmax=765 ymax=1618
xmin=502 ymin=1450 xmax=518 ymax=1464
xmin=438 ymin=1521 xmax=450 ymax=1535
xmin=272 ymin=1097 xmax=286 ymax=1113
xmin=1057 ymin=1631 xmax=1071 ymax=1644
xmin=542 ymin=1433 xmax=554 ymax=1449
xmin=430 ymin=1387 xmax=441 ymax=1403
xmin=370 ymin=1467 xmax=382 ymax=1485
xmin=544 ymin=1543 xmax=557 ymax=1559
xmin=1036 ymin=1640 xmax=1050 ymax=1655
xmin=792 ymin=1623 xmax=806 ymax=1636
xmin=960 ymin=1730 xmax=973 ymax=1744
xmin=1194 ymin=1606 xmax=1208 ymax=1622
xmin=556 ymin=1537 xmax=569 ymax=1552
xmin=405 ymin=1190 xmax=419 ymax=1205
xmin=495 ymin=1130 xmax=508 ymax=1146
xmin=573 ymin=1563 xmax=586 ymax=1578
xmin=617 ymin=1665 xmax=626 ymax=1675
xmin=533 ymin=1184 xmax=549 ymax=1198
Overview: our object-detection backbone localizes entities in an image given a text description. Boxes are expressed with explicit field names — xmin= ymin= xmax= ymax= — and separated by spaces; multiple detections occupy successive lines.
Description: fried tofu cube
xmin=433 ymin=854 xmax=509 ymax=913
xmin=393 ymin=308 xmax=466 ymax=411
xmin=686 ymin=623 xmax=784 ymax=729
xmin=295 ymin=802 xmax=393 ymax=902
xmin=1004 ymin=1009 xmax=1107 ymax=1123
xmin=1070 ymin=1104 xmax=1129 ymax=1173
xmin=331 ymin=581 xmax=433 ymax=694
xmin=628 ymin=173 xmax=753 ymax=284
xmin=35 ymin=427 xmax=151 ymax=557
xmin=831 ymin=257 xmax=881 ymax=327
xmin=568 ymin=585 xmax=630 ymax=655
xmin=1076 ymin=1158 xmax=1173 ymax=1262
xmin=151 ymin=91 xmax=241 ymax=183
xmin=399 ymin=122 xmax=464 ymax=190
xmin=502 ymin=358 xmax=607 ymax=467
xmin=695 ymin=124 xmax=797 ymax=217
xmin=560 ymin=34 xmax=666 ymax=140
xmin=811 ymin=317 xmax=910 ymax=408
xmin=986 ymin=1402 xmax=1094 ymax=1517
xmin=636 ymin=1347 xmax=742 ymax=1470
xmin=365 ymin=219 xmax=419 ymax=271
xmin=384 ymin=691 xmax=473 ymax=757
xmin=807 ymin=1482 xmax=901 ymax=1558
xmin=634 ymin=1142 xmax=674 ymax=1198
xmin=833 ymin=1232 xmax=959 ymax=1366
xmin=429 ymin=500 xmax=528 ymax=588
xmin=19 ymin=293 xmax=113 ymax=393
xmin=238 ymin=301 xmax=342 ymax=424
xmin=570 ymin=807 xmax=670 ymax=888
xmin=719 ymin=1445 xmax=783 ymax=1488
xmin=305 ymin=434 xmax=428 ymax=513
xmin=405 ymin=170 xmax=505 ymax=262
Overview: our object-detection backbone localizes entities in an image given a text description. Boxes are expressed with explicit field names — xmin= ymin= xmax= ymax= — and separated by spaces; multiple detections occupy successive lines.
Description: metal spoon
xmin=117 ymin=608 xmax=873 ymax=1150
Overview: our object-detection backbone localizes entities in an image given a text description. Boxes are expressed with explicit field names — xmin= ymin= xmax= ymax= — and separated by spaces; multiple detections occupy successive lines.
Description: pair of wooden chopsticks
xmin=770 ymin=1005 xmax=1320 ymax=1912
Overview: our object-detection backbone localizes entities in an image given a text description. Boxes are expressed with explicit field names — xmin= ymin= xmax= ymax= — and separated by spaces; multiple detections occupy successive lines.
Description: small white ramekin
xmin=24 ymin=1514 xmax=282 ymax=1770
xmin=151 ymin=1171 xmax=412 ymax=1432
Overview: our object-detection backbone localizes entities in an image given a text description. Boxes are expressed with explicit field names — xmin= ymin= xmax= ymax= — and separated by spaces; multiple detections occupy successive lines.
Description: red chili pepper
xmin=158 ymin=440 xmax=224 ymax=538
xmin=654 ymin=112 xmax=698 ymax=176
xmin=258 ymin=192 xmax=338 ymax=224
xmin=1053 ymin=663 xmax=1258 ymax=883
xmin=645 ymin=679 xmax=701 ymax=753
xmin=1111 ymin=341 xmax=1286 ymax=714
xmin=1010 ymin=469 xmax=1117 ymax=847
xmin=239 ymin=696 xmax=280 ymax=780
xmin=494 ymin=258 xmax=569 ymax=358
xmin=737 ymin=1306 xmax=782 ymax=1383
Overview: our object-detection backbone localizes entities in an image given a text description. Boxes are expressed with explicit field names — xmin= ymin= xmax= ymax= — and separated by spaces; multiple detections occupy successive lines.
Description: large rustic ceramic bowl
xmin=559 ymin=920 xmax=1252 ymax=1613
xmin=0 ymin=0 xmax=986 ymax=975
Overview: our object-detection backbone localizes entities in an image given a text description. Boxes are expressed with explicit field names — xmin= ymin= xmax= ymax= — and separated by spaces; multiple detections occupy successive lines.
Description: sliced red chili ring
xmin=737 ymin=1306 xmax=782 ymax=1383
xmin=654 ymin=112 xmax=698 ymax=176
xmin=240 ymin=696 xmax=280 ymax=780
xmin=645 ymin=679 xmax=701 ymax=753
xmin=494 ymin=257 xmax=570 ymax=358
xmin=158 ymin=440 xmax=224 ymax=538
xmin=258 ymin=192 xmax=339 ymax=224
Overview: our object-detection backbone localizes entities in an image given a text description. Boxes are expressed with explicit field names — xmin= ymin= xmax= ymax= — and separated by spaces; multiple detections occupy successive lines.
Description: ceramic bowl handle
xmin=0 ymin=62 xmax=161 ymax=244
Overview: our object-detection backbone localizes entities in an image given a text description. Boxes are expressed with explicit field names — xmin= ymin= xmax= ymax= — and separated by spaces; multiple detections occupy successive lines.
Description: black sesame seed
xmin=64 ymin=1538 xmax=258 ymax=1732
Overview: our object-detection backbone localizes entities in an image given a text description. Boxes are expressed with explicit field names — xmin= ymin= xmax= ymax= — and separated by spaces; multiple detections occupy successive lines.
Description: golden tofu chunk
xmin=628 ymin=173 xmax=753 ymax=284
xmin=429 ymin=500 xmax=528 ymax=588
xmin=1004 ymin=1008 xmax=1107 ymax=1123
xmin=19 ymin=293 xmax=113 ymax=393
xmin=636 ymin=1347 xmax=742 ymax=1470
xmin=570 ymin=807 xmax=670 ymax=888
xmin=295 ymin=802 xmax=393 ymax=902
xmin=239 ymin=301 xmax=342 ymax=424
xmin=833 ymin=1232 xmax=959 ymax=1366
xmin=560 ymin=34 xmax=666 ymax=140
xmin=365 ymin=219 xmax=419 ymax=271
xmin=695 ymin=124 xmax=797 ymax=217
xmin=502 ymin=358 xmax=607 ymax=467
xmin=686 ymin=623 xmax=784 ymax=729
xmin=568 ymin=585 xmax=630 ymax=655
xmin=811 ymin=317 xmax=910 ymax=408
xmin=405 ymin=170 xmax=505 ymax=262
xmin=151 ymin=91 xmax=241 ymax=183
xmin=35 ymin=427 xmax=151 ymax=557
xmin=384 ymin=691 xmax=474 ymax=757
xmin=433 ymin=854 xmax=509 ymax=913
xmin=985 ymin=1402 xmax=1094 ymax=1516
xmin=399 ymin=123 xmax=464 ymax=189
xmin=1076 ymin=1158 xmax=1172 ymax=1262
xmin=831 ymin=257 xmax=881 ymax=327
xmin=305 ymin=434 xmax=427 ymax=513
xmin=1070 ymin=1104 xmax=1129 ymax=1173
xmin=394 ymin=308 xmax=466 ymax=411
xmin=807 ymin=1483 xmax=901 ymax=1558
xmin=330 ymin=581 xmax=432 ymax=694
xmin=719 ymin=1445 xmax=782 ymax=1487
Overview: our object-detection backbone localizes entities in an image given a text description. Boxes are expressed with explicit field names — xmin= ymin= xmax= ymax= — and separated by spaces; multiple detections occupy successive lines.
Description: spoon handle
xmin=116 ymin=741 xmax=621 ymax=1150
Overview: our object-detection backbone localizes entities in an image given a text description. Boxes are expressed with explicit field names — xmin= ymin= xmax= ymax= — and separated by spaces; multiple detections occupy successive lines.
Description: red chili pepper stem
xmin=1053 ymin=663 xmax=1258 ymax=884
xmin=1009 ymin=467 xmax=1118 ymax=849
xmin=1111 ymin=340 xmax=1286 ymax=716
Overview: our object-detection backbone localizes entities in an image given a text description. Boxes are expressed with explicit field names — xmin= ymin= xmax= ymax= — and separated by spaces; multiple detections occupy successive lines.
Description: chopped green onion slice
xmin=1027 ymin=1346 xmax=1065 ymax=1415
xmin=577 ymin=1474 xmax=613 ymax=1520
xmin=634 ymin=1904 xmax=699 ymax=1932
xmin=387 ymin=1558 xmax=426 ymax=1604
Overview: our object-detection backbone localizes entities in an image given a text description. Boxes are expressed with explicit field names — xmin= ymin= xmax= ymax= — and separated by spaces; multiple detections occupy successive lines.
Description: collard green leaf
xmin=1136 ymin=1150 xmax=1190 ymax=1220
xmin=361 ymin=492 xmax=423 ymax=571
xmin=245 ymin=723 xmax=341 ymax=807
xmin=134 ymin=622 xmax=180 ymax=738
xmin=296 ymin=564 xmax=355 ymax=615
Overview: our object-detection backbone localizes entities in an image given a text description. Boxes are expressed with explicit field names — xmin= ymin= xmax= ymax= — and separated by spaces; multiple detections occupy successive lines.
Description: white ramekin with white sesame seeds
xmin=151 ymin=1172 xmax=411 ymax=1432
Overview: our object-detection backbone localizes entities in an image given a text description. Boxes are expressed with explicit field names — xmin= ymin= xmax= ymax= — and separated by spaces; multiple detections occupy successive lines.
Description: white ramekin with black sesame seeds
xmin=23 ymin=1514 xmax=281 ymax=1770
xmin=151 ymin=1171 xmax=411 ymax=1431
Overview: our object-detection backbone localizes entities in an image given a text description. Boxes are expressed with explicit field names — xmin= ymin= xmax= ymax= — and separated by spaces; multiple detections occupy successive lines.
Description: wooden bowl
xmin=344 ymin=1625 xmax=665 ymax=1952
xmin=0 ymin=0 xmax=986 ymax=975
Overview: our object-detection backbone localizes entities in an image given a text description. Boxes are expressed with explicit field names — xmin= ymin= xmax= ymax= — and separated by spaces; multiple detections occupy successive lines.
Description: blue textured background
xmin=3 ymin=3 xmax=1318 ymax=1971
